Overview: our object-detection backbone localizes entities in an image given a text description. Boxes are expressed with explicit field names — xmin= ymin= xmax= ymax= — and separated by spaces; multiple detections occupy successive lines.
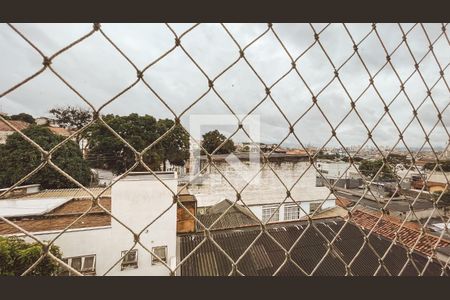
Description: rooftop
xmin=349 ymin=209 xmax=450 ymax=257
xmin=0 ymin=197 xmax=73 ymax=218
xmin=179 ymin=218 xmax=449 ymax=276
xmin=196 ymin=199 xmax=259 ymax=231
xmin=0 ymin=120 xmax=30 ymax=132
xmin=0 ymin=198 xmax=111 ymax=235
xmin=335 ymin=191 xmax=435 ymax=213
xmin=18 ymin=187 xmax=111 ymax=199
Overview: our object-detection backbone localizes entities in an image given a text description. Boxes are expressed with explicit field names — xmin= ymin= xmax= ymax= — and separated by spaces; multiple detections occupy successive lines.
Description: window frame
xmin=284 ymin=204 xmax=301 ymax=221
xmin=59 ymin=255 xmax=96 ymax=276
xmin=151 ymin=246 xmax=168 ymax=265
xmin=121 ymin=249 xmax=138 ymax=270
xmin=262 ymin=206 xmax=279 ymax=223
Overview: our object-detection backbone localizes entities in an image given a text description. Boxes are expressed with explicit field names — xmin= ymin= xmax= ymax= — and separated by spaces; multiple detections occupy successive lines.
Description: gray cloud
xmin=0 ymin=23 xmax=448 ymax=150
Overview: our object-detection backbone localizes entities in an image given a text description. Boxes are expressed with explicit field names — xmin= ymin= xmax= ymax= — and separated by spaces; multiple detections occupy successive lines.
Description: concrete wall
xmin=189 ymin=161 xmax=334 ymax=207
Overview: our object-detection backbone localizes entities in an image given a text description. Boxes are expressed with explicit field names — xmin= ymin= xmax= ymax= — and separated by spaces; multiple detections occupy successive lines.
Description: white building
xmin=186 ymin=159 xmax=337 ymax=223
xmin=0 ymin=172 xmax=178 ymax=276
xmin=316 ymin=161 xmax=360 ymax=179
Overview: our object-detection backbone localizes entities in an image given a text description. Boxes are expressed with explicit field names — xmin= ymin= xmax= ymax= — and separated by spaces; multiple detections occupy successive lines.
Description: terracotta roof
xmin=349 ymin=209 xmax=450 ymax=256
xmin=0 ymin=198 xmax=111 ymax=235
xmin=0 ymin=120 xmax=30 ymax=132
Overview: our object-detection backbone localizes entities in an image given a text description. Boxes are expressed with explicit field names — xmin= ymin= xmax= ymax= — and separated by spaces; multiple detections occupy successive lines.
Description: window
xmin=262 ymin=206 xmax=279 ymax=223
xmin=152 ymin=246 xmax=168 ymax=265
xmin=309 ymin=202 xmax=322 ymax=214
xmin=71 ymin=257 xmax=82 ymax=271
xmin=284 ymin=205 xmax=300 ymax=221
xmin=58 ymin=255 xmax=96 ymax=276
xmin=121 ymin=249 xmax=138 ymax=270
xmin=82 ymin=255 xmax=96 ymax=273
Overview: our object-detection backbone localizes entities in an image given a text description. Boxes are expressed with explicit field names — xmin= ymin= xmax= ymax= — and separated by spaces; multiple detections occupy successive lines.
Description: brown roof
xmin=0 ymin=120 xmax=30 ymax=132
xmin=349 ymin=209 xmax=450 ymax=256
xmin=0 ymin=198 xmax=111 ymax=235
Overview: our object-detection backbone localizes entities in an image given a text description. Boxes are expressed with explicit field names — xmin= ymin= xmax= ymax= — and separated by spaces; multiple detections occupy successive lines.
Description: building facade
xmin=0 ymin=172 xmax=179 ymax=276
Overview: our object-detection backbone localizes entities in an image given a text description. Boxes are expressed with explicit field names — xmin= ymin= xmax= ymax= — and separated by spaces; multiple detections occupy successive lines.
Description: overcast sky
xmin=0 ymin=23 xmax=448 ymax=150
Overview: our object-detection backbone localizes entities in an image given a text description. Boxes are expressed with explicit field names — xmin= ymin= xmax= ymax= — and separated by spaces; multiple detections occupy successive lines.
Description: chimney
xmin=177 ymin=194 xmax=197 ymax=234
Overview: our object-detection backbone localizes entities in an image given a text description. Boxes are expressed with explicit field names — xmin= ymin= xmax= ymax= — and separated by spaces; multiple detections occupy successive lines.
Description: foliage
xmin=201 ymin=130 xmax=235 ymax=155
xmin=341 ymin=156 xmax=364 ymax=163
xmin=0 ymin=236 xmax=62 ymax=276
xmin=49 ymin=106 xmax=92 ymax=130
xmin=3 ymin=113 xmax=35 ymax=124
xmin=86 ymin=114 xmax=189 ymax=175
xmin=317 ymin=150 xmax=339 ymax=160
xmin=157 ymin=119 xmax=190 ymax=170
xmin=424 ymin=160 xmax=450 ymax=172
xmin=386 ymin=153 xmax=408 ymax=165
xmin=358 ymin=159 xmax=397 ymax=181
xmin=432 ymin=191 xmax=450 ymax=208
xmin=0 ymin=126 xmax=93 ymax=189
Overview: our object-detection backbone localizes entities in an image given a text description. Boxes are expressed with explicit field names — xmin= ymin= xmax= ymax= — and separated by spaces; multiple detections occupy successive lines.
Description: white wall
xmin=249 ymin=199 xmax=336 ymax=223
xmin=109 ymin=172 xmax=178 ymax=276
xmin=316 ymin=161 xmax=360 ymax=179
xmin=19 ymin=172 xmax=178 ymax=276
xmin=190 ymin=161 xmax=332 ymax=207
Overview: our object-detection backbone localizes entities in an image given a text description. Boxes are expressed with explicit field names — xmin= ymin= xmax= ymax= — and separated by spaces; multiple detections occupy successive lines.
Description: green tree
xmin=201 ymin=130 xmax=235 ymax=155
xmin=49 ymin=106 xmax=93 ymax=130
xmin=87 ymin=115 xmax=191 ymax=175
xmin=0 ymin=236 xmax=62 ymax=276
xmin=0 ymin=126 xmax=93 ymax=189
xmin=432 ymin=191 xmax=450 ymax=208
xmin=87 ymin=114 xmax=160 ymax=174
xmin=358 ymin=159 xmax=397 ymax=181
xmin=157 ymin=119 xmax=189 ymax=170
xmin=424 ymin=160 xmax=450 ymax=172
xmin=6 ymin=113 xmax=35 ymax=124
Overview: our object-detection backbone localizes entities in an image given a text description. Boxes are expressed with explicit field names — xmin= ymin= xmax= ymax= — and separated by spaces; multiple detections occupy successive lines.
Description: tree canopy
xmin=0 ymin=126 xmax=93 ymax=189
xmin=4 ymin=113 xmax=35 ymax=124
xmin=424 ymin=160 xmax=450 ymax=172
xmin=157 ymin=119 xmax=190 ymax=169
xmin=201 ymin=130 xmax=236 ymax=155
xmin=86 ymin=114 xmax=189 ymax=175
xmin=0 ymin=236 xmax=62 ymax=276
xmin=49 ymin=106 xmax=92 ymax=130
xmin=358 ymin=159 xmax=397 ymax=182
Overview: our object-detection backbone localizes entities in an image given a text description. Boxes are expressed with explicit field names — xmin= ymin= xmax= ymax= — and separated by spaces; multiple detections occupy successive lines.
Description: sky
xmin=0 ymin=23 xmax=448 ymax=150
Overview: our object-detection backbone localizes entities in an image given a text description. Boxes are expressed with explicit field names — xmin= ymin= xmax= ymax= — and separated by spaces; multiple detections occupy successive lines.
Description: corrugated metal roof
xmin=20 ymin=187 xmax=111 ymax=199
xmin=196 ymin=199 xmax=259 ymax=231
xmin=180 ymin=219 xmax=449 ymax=276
